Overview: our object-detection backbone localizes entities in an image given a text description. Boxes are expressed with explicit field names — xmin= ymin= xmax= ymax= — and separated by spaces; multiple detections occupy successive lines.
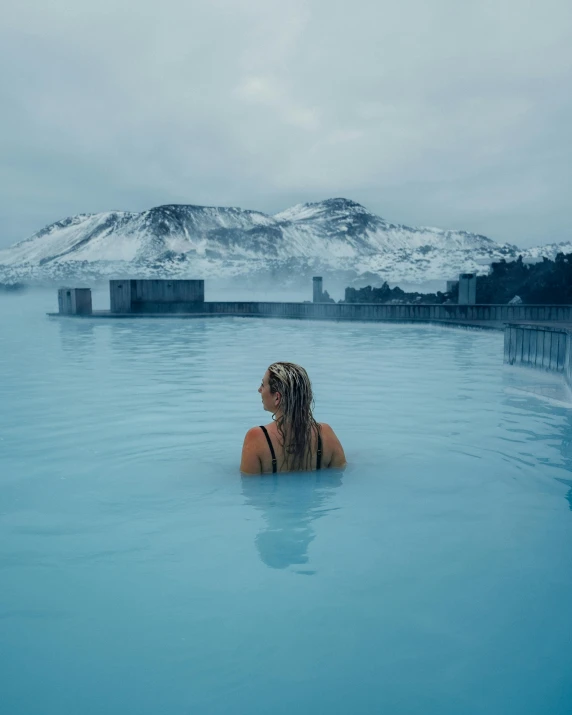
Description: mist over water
xmin=204 ymin=280 xmax=315 ymax=304
xmin=76 ymin=281 xmax=318 ymax=309
xmin=1 ymin=291 xmax=572 ymax=715
xmin=81 ymin=276 xmax=447 ymax=309
xmin=204 ymin=277 xmax=449 ymax=304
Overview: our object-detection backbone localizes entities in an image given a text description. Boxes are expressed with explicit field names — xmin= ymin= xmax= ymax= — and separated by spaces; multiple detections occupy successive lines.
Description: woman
xmin=240 ymin=362 xmax=346 ymax=475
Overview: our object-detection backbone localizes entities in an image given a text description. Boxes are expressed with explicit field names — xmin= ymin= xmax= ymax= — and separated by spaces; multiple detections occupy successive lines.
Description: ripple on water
xmin=1 ymin=294 xmax=572 ymax=715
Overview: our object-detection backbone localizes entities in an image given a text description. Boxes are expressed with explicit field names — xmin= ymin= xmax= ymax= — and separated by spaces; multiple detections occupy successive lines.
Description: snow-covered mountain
xmin=0 ymin=198 xmax=568 ymax=288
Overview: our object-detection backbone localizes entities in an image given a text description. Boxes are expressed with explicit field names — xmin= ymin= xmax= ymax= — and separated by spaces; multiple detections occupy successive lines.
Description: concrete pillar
xmin=313 ymin=277 xmax=323 ymax=303
xmin=458 ymin=273 xmax=476 ymax=304
xmin=58 ymin=288 xmax=92 ymax=315
xmin=110 ymin=280 xmax=133 ymax=313
xmin=58 ymin=287 xmax=73 ymax=314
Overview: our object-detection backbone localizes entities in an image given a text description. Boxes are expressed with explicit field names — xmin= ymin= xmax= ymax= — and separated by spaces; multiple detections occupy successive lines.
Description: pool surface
xmin=1 ymin=292 xmax=572 ymax=714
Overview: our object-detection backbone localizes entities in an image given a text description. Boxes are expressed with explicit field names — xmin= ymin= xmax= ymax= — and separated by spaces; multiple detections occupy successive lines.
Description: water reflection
xmin=557 ymin=412 xmax=572 ymax=511
xmin=555 ymin=479 xmax=572 ymax=511
xmin=241 ymin=471 xmax=343 ymax=572
xmin=106 ymin=319 xmax=209 ymax=393
xmin=107 ymin=318 xmax=208 ymax=356
xmin=501 ymin=366 xmax=572 ymax=511
xmin=57 ymin=319 xmax=97 ymax=358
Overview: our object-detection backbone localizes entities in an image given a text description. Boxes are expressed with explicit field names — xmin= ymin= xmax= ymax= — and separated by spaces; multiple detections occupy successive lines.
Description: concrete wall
xmin=110 ymin=279 xmax=204 ymax=313
xmin=458 ymin=274 xmax=477 ymax=305
xmin=110 ymin=280 xmax=133 ymax=313
xmin=504 ymin=324 xmax=568 ymax=372
xmin=58 ymin=288 xmax=72 ymax=314
xmin=202 ymin=302 xmax=572 ymax=322
xmin=131 ymin=279 xmax=204 ymax=304
xmin=58 ymin=288 xmax=92 ymax=315
xmin=131 ymin=301 xmax=207 ymax=314
xmin=313 ymin=277 xmax=323 ymax=303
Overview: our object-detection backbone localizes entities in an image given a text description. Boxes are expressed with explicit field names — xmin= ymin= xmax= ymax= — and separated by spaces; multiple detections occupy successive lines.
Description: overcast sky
xmin=1 ymin=0 xmax=570 ymax=249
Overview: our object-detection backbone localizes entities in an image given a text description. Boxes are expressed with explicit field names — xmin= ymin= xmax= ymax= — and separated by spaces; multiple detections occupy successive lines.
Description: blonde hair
xmin=267 ymin=362 xmax=320 ymax=471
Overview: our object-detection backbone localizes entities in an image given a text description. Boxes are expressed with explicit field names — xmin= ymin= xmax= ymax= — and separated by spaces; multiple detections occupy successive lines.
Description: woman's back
xmin=242 ymin=421 xmax=345 ymax=474
xmin=240 ymin=362 xmax=346 ymax=476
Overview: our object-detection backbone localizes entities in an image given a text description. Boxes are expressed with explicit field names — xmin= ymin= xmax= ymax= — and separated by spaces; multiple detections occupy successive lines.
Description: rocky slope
xmin=0 ymin=198 xmax=567 ymax=288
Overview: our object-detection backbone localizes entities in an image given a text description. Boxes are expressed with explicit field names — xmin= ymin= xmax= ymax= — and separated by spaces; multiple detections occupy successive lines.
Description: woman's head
xmin=261 ymin=362 xmax=314 ymax=417
xmin=258 ymin=362 xmax=318 ymax=470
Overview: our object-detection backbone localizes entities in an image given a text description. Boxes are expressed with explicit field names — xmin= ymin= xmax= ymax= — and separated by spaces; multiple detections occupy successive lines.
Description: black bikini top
xmin=259 ymin=425 xmax=322 ymax=474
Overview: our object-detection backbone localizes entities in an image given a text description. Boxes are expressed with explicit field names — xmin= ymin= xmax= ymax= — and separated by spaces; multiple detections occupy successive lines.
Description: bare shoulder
xmin=242 ymin=425 xmax=272 ymax=450
xmin=317 ymin=422 xmax=346 ymax=468
xmin=240 ymin=426 xmax=264 ymax=475
xmin=244 ymin=426 xmax=263 ymax=440
xmin=317 ymin=422 xmax=342 ymax=446
xmin=244 ymin=425 xmax=271 ymax=446
xmin=317 ymin=423 xmax=339 ymax=438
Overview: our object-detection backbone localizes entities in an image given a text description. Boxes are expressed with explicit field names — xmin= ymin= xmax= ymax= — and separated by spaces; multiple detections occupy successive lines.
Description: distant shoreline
xmin=0 ymin=282 xmax=27 ymax=293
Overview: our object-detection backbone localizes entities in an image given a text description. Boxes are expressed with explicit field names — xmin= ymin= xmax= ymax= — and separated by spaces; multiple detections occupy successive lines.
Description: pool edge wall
xmin=504 ymin=323 xmax=572 ymax=387
xmin=201 ymin=302 xmax=572 ymax=323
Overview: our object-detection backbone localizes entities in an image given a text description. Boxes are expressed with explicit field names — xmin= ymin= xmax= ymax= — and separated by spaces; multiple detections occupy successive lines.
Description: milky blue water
xmin=1 ymin=291 xmax=572 ymax=715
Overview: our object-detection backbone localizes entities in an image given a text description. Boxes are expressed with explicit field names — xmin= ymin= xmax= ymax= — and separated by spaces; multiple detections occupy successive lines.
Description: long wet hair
xmin=267 ymin=362 xmax=320 ymax=471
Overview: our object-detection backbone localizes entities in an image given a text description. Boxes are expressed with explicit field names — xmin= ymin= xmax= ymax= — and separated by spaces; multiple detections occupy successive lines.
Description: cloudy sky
xmin=1 ymin=0 xmax=570 ymax=249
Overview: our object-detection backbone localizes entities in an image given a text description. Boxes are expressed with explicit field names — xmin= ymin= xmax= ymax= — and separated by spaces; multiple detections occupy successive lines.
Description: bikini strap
xmin=259 ymin=425 xmax=277 ymax=473
xmin=317 ymin=425 xmax=322 ymax=471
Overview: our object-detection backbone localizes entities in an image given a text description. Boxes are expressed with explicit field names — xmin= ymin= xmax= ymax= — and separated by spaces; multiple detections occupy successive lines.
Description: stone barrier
xmin=203 ymin=302 xmax=572 ymax=323
xmin=504 ymin=323 xmax=572 ymax=386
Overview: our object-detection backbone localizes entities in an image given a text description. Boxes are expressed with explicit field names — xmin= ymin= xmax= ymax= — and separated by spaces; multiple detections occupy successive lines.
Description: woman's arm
xmin=240 ymin=427 xmax=263 ymax=475
xmin=321 ymin=423 xmax=347 ymax=468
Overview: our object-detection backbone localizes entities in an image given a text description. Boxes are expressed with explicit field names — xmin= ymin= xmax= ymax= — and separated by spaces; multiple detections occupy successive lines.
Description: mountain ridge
xmin=0 ymin=198 xmax=568 ymax=288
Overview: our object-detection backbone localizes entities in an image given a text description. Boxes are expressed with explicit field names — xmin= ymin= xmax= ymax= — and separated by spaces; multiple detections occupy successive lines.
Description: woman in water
xmin=240 ymin=362 xmax=346 ymax=475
